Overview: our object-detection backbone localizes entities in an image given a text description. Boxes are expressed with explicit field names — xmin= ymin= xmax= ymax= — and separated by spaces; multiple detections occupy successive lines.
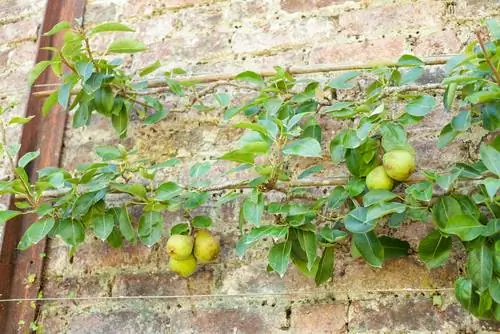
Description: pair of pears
xmin=166 ymin=229 xmax=220 ymax=277
xmin=366 ymin=150 xmax=416 ymax=190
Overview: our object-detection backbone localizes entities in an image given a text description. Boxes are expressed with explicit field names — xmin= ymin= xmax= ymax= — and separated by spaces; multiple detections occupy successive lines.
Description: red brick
xmin=290 ymin=303 xmax=348 ymax=333
xmin=414 ymin=30 xmax=462 ymax=57
xmin=339 ymin=2 xmax=442 ymax=36
xmin=280 ymin=0 xmax=354 ymax=13
xmin=310 ymin=37 xmax=405 ymax=65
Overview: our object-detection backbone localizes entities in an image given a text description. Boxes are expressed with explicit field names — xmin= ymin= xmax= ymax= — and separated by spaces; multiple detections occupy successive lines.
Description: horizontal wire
xmin=0 ymin=287 xmax=454 ymax=303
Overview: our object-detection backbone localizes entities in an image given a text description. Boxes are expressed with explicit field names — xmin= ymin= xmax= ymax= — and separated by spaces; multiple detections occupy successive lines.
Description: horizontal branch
xmin=31 ymin=56 xmax=452 ymax=98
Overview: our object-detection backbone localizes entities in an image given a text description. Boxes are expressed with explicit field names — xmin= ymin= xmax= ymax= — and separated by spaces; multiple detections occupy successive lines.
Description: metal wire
xmin=0 ymin=287 xmax=455 ymax=303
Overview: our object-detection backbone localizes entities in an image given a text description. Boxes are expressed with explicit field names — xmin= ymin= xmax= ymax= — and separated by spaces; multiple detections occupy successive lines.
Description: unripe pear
xmin=166 ymin=234 xmax=194 ymax=260
xmin=383 ymin=150 xmax=416 ymax=181
xmin=168 ymin=255 xmax=197 ymax=277
xmin=193 ymin=229 xmax=220 ymax=264
xmin=366 ymin=166 xmax=394 ymax=191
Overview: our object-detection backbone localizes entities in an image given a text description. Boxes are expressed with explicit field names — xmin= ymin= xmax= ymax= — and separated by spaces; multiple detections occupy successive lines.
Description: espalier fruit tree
xmin=0 ymin=19 xmax=498 ymax=320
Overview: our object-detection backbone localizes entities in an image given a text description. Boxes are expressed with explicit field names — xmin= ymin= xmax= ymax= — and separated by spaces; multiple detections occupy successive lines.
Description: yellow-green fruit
xmin=166 ymin=234 xmax=194 ymax=260
xmin=168 ymin=255 xmax=197 ymax=277
xmin=366 ymin=166 xmax=394 ymax=190
xmin=383 ymin=150 xmax=416 ymax=181
xmin=193 ymin=229 xmax=220 ymax=264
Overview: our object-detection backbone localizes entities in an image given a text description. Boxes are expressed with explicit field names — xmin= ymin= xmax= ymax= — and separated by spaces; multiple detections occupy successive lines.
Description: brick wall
xmin=9 ymin=0 xmax=498 ymax=332
xmin=0 ymin=0 xmax=46 ymax=248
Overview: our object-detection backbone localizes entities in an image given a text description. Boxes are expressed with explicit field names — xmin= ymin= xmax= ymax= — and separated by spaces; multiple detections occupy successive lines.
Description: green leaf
xmin=437 ymin=124 xmax=459 ymax=148
xmin=28 ymin=61 xmax=52 ymax=86
xmin=318 ymin=228 xmax=347 ymax=243
xmin=315 ymin=247 xmax=334 ymax=285
xmin=192 ymin=215 xmax=212 ymax=228
xmin=144 ymin=107 xmax=169 ymax=124
xmin=482 ymin=178 xmax=500 ymax=201
xmin=480 ymin=144 xmax=500 ymax=176
xmin=235 ymin=71 xmax=264 ymax=87
xmin=451 ymin=111 xmax=471 ymax=132
xmin=342 ymin=129 xmax=362 ymax=149
xmin=90 ymin=22 xmax=135 ymax=35
xmin=75 ymin=61 xmax=95 ymax=82
xmin=57 ymin=219 xmax=85 ymax=246
xmin=243 ymin=196 xmax=264 ymax=225
xmin=405 ymin=182 xmax=433 ymax=202
xmin=432 ymin=196 xmax=462 ymax=229
xmin=397 ymin=54 xmax=424 ymax=66
xmin=139 ymin=60 xmax=161 ymax=77
xmin=18 ymin=150 xmax=40 ymax=168
xmin=73 ymin=101 xmax=90 ymax=128
xmin=455 ymin=277 xmax=475 ymax=312
xmin=298 ymin=164 xmax=323 ymax=179
xmin=234 ymin=122 xmax=271 ymax=140
xmin=418 ymin=230 xmax=452 ymax=269
xmin=215 ymin=93 xmax=231 ymax=107
xmin=18 ymin=218 xmax=55 ymax=250
xmin=95 ymin=86 xmax=114 ymax=114
xmin=481 ymin=103 xmax=500 ymax=131
xmin=0 ymin=210 xmax=21 ymax=226
xmin=107 ymin=227 xmax=123 ymax=248
xmin=95 ymin=146 xmax=122 ymax=161
xmin=379 ymin=122 xmax=409 ymax=152
xmin=92 ymin=212 xmax=114 ymax=240
xmin=72 ymin=191 xmax=106 ymax=218
xmin=405 ymin=95 xmax=435 ymax=117
xmin=113 ymin=207 xmax=135 ymax=243
xmin=171 ymin=223 xmax=189 ymax=235
xmin=443 ymin=214 xmax=485 ymax=241
xmin=363 ymin=190 xmax=397 ymax=207
xmin=8 ymin=116 xmax=35 ymax=125
xmin=184 ymin=191 xmax=209 ymax=209
xmin=490 ymin=277 xmax=500 ymax=304
xmin=166 ymin=78 xmax=184 ymax=96
xmin=329 ymin=131 xmax=345 ymax=164
xmin=235 ymin=225 xmax=288 ymax=256
xmin=352 ymin=231 xmax=384 ymax=268
xmin=327 ymin=71 xmax=360 ymax=89
xmin=111 ymin=106 xmax=128 ymax=138
xmin=138 ymin=210 xmax=163 ymax=246
xmin=42 ymin=91 xmax=58 ymax=116
xmin=189 ymin=162 xmax=212 ymax=178
xmin=399 ymin=67 xmax=424 ymax=84
xmin=346 ymin=178 xmax=365 ymax=197
xmin=107 ymin=38 xmax=147 ymax=53
xmin=297 ymin=230 xmax=317 ymax=270
xmin=156 ymin=182 xmax=182 ymax=201
xmin=268 ymin=240 xmax=292 ymax=278
xmin=366 ymin=202 xmax=406 ymax=221
xmin=57 ymin=82 xmax=72 ymax=108
xmin=379 ymin=236 xmax=410 ymax=260
xmin=483 ymin=218 xmax=500 ymax=237
xmin=468 ymin=240 xmax=493 ymax=292
xmin=344 ymin=207 xmax=376 ymax=233
xmin=282 ymin=138 xmax=322 ymax=157
xmin=43 ymin=21 xmax=71 ymax=36
xmin=220 ymin=150 xmax=255 ymax=164
xmin=112 ymin=183 xmax=147 ymax=200
xmin=150 ymin=158 xmax=180 ymax=170
xmin=326 ymin=186 xmax=348 ymax=209
xmin=443 ymin=83 xmax=457 ymax=112
xmin=264 ymin=98 xmax=283 ymax=116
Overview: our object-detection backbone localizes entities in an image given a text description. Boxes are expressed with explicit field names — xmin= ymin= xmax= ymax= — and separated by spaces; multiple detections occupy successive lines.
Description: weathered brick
xmin=290 ymin=303 xmax=348 ymax=333
xmin=348 ymin=295 xmax=500 ymax=332
xmin=0 ymin=16 xmax=39 ymax=44
xmin=339 ymin=2 xmax=443 ymax=37
xmin=121 ymin=0 xmax=211 ymax=17
xmin=310 ymin=37 xmax=405 ymax=65
xmin=232 ymin=17 xmax=336 ymax=54
xmin=281 ymin=0 xmax=355 ymax=13
xmin=112 ymin=270 xmax=214 ymax=296
xmin=413 ymin=30 xmax=462 ymax=57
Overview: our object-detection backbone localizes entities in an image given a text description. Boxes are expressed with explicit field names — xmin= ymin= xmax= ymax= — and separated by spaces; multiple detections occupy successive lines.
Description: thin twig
xmin=31 ymin=56 xmax=453 ymax=98
xmin=475 ymin=30 xmax=500 ymax=84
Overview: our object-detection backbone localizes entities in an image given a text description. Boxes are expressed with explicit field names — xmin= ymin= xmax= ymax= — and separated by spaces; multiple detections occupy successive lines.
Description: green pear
xmin=366 ymin=166 xmax=394 ymax=191
xmin=193 ymin=229 xmax=220 ymax=264
xmin=166 ymin=234 xmax=194 ymax=260
xmin=383 ymin=150 xmax=416 ymax=181
xmin=168 ymin=255 xmax=197 ymax=277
